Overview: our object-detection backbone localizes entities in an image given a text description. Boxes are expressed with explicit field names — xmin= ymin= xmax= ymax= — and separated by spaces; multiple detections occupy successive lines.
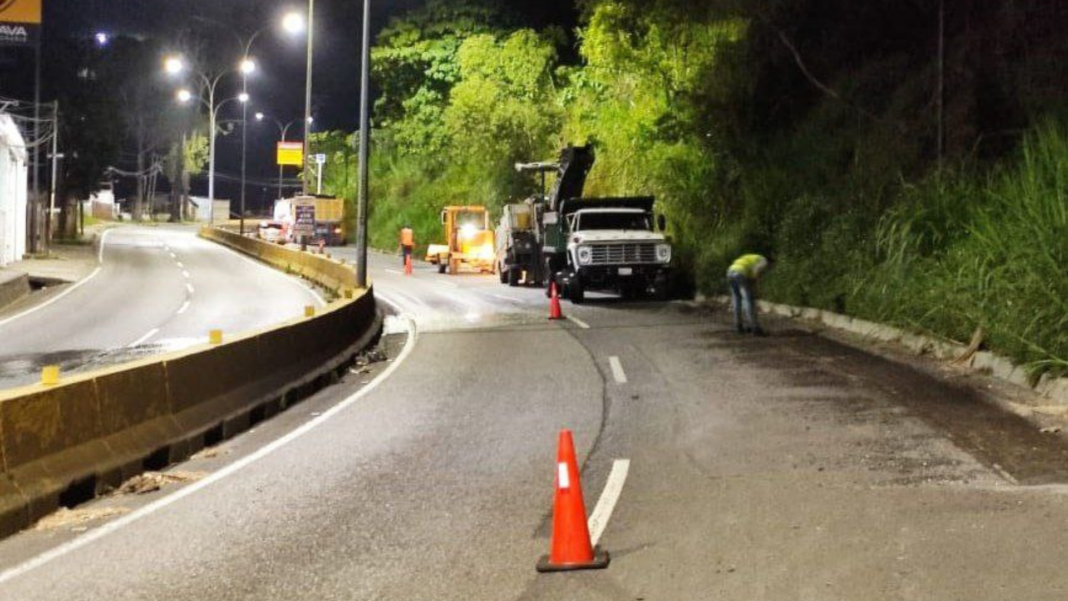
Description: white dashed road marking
xmin=127 ymin=328 xmax=159 ymax=348
xmin=176 ymin=301 xmax=190 ymax=315
xmin=588 ymin=459 xmax=630 ymax=547
xmin=567 ymin=315 xmax=590 ymax=329
xmin=609 ymin=356 xmax=627 ymax=384
xmin=185 ymin=283 xmax=195 ymax=294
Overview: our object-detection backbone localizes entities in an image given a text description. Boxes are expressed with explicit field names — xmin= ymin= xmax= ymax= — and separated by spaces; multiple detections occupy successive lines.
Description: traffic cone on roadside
xmin=404 ymin=255 xmax=413 ymax=276
xmin=548 ymin=282 xmax=563 ymax=320
xmin=537 ymin=429 xmax=609 ymax=572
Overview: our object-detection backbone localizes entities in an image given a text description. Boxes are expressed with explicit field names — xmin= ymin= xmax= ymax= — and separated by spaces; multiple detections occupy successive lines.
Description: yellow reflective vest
xmin=728 ymin=254 xmax=768 ymax=279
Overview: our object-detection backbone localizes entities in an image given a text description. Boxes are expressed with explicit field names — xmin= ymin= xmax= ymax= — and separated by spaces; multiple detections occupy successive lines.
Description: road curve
xmin=1 ymin=251 xmax=1068 ymax=600
xmin=0 ymin=225 xmax=322 ymax=389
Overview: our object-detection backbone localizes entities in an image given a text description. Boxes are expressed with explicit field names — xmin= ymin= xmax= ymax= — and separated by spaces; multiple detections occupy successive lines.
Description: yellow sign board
xmin=277 ymin=142 xmax=304 ymax=167
xmin=0 ymin=0 xmax=42 ymax=25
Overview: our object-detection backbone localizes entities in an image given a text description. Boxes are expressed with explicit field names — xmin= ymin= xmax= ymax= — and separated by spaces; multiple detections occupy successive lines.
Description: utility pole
xmin=46 ymin=101 xmax=59 ymax=248
xmin=355 ymin=0 xmax=371 ymax=288
xmin=302 ymin=0 xmax=315 ymax=195
xmin=30 ymin=37 xmax=41 ymax=254
xmin=936 ymin=0 xmax=945 ymax=170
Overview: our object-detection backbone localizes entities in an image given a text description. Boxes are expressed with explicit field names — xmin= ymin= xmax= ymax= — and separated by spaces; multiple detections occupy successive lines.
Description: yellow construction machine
xmin=426 ymin=205 xmax=496 ymax=275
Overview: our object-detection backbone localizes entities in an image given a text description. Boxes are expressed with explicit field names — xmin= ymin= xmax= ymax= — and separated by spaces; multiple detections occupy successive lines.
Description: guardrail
xmin=0 ymin=228 xmax=379 ymax=537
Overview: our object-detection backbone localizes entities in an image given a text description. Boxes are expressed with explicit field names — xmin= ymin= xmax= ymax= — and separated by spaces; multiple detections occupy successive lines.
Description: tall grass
xmin=771 ymin=120 xmax=1068 ymax=377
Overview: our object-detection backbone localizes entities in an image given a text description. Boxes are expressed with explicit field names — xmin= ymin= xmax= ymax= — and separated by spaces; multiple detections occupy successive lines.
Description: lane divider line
xmin=588 ymin=459 xmax=630 ymax=547
xmin=490 ymin=293 xmax=523 ymax=304
xmin=609 ymin=356 xmax=628 ymax=384
xmin=0 ymin=229 xmax=112 ymax=330
xmin=176 ymin=262 xmax=184 ymax=269
xmin=384 ymin=269 xmax=403 ymax=275
xmin=181 ymin=271 xmax=190 ymax=279
xmin=185 ymin=283 xmax=195 ymax=295
xmin=176 ymin=301 xmax=190 ymax=315
xmin=127 ymin=328 xmax=160 ymax=348
xmin=567 ymin=315 xmax=591 ymax=330
xmin=0 ymin=297 xmax=417 ymax=585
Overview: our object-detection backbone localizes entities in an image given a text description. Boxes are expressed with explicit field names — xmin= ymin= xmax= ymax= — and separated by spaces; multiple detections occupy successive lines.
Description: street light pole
xmin=355 ymin=0 xmax=371 ymax=288
xmin=303 ymin=0 xmax=315 ymax=195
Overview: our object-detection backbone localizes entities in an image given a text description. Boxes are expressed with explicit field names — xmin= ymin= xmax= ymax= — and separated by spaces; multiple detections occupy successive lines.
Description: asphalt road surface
xmin=0 ymin=226 xmax=323 ymax=389
xmin=1 ymin=248 xmax=1067 ymax=600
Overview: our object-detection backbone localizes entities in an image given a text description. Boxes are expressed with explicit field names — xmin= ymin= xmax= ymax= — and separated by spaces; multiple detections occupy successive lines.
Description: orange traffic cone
xmin=536 ymin=429 xmax=610 ymax=572
xmin=404 ymin=255 xmax=413 ymax=276
xmin=548 ymin=282 xmax=563 ymax=320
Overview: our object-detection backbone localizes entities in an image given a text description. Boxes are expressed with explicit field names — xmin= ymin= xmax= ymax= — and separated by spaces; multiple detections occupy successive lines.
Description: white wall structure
xmin=0 ymin=114 xmax=28 ymax=266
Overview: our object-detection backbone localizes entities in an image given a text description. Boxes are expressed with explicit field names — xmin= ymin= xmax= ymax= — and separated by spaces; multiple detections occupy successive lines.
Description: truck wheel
xmin=569 ymin=277 xmax=585 ymax=304
xmin=653 ymin=274 xmax=670 ymax=301
xmin=507 ymin=267 xmax=520 ymax=287
xmin=498 ymin=264 xmax=508 ymax=284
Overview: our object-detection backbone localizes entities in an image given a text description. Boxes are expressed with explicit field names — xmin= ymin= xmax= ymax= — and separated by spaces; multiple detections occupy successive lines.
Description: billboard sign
xmin=276 ymin=141 xmax=304 ymax=167
xmin=0 ymin=0 xmax=41 ymax=46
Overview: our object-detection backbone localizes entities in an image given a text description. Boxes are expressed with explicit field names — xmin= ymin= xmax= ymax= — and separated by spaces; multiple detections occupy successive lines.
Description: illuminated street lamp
xmin=283 ymin=3 xmax=315 ymax=194
xmin=94 ymin=32 xmax=109 ymax=47
xmin=165 ymin=55 xmax=253 ymax=225
xmin=256 ymin=112 xmax=303 ymax=202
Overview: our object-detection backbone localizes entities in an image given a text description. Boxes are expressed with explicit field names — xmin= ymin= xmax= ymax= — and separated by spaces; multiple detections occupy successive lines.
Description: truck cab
xmin=547 ymin=198 xmax=671 ymax=303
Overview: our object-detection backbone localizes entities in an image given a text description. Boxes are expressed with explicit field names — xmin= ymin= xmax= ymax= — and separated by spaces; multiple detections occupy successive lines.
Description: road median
xmin=0 ymin=228 xmax=379 ymax=537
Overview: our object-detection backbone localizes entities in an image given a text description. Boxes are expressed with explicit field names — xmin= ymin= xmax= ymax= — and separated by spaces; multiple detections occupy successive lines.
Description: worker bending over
xmin=727 ymin=253 xmax=769 ymax=336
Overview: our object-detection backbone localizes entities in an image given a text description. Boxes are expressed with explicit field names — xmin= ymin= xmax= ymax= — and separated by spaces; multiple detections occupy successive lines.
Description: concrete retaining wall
xmin=0 ymin=271 xmax=29 ymax=311
xmin=0 ymin=229 xmax=379 ymax=536
xmin=707 ymin=295 xmax=1068 ymax=407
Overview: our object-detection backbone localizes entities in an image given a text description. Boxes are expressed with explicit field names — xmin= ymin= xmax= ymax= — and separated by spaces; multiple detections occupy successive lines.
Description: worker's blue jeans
xmin=728 ymin=272 xmax=760 ymax=332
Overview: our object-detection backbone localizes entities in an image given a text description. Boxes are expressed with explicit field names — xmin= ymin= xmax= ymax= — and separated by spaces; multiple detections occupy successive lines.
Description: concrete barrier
xmin=0 ymin=272 xmax=30 ymax=311
xmin=0 ymin=229 xmax=380 ymax=537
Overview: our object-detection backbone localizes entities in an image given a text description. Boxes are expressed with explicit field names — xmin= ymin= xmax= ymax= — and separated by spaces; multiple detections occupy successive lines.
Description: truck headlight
xmin=577 ymin=246 xmax=593 ymax=265
xmin=656 ymin=244 xmax=672 ymax=263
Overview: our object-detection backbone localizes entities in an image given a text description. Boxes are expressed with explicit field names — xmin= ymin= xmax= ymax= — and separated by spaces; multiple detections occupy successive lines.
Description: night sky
xmin=0 ymin=0 xmax=578 ymax=206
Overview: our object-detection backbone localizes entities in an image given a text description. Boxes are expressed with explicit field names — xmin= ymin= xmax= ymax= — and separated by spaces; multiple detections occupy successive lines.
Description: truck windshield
xmin=576 ymin=212 xmax=650 ymax=231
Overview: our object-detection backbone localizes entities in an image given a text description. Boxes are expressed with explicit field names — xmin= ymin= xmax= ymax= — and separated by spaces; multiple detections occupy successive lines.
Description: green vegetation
xmin=312 ymin=0 xmax=1067 ymax=375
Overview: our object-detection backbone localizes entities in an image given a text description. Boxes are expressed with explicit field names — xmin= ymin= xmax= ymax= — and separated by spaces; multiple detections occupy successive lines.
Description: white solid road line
xmin=609 ymin=356 xmax=628 ymax=384
xmin=588 ymin=459 xmax=631 ymax=547
xmin=176 ymin=301 xmax=190 ymax=315
xmin=127 ymin=328 xmax=160 ymax=348
xmin=0 ymin=229 xmax=111 ymax=329
xmin=567 ymin=315 xmax=591 ymax=329
xmin=0 ymin=297 xmax=418 ymax=585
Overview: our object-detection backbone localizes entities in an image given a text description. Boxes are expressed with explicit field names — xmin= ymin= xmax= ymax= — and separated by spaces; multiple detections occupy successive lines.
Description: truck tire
xmin=507 ymin=267 xmax=520 ymax=287
xmin=653 ymin=274 xmax=670 ymax=301
xmin=569 ymin=276 xmax=585 ymax=304
xmin=499 ymin=264 xmax=508 ymax=284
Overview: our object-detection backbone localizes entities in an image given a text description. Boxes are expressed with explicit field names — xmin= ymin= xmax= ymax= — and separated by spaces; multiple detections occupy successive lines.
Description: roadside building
xmin=0 ymin=113 xmax=28 ymax=266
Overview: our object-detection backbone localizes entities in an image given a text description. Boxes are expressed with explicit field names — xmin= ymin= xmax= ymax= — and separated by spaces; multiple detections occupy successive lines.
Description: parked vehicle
xmin=268 ymin=195 xmax=346 ymax=246
xmin=427 ymin=205 xmax=497 ymax=275
xmin=505 ymin=146 xmax=672 ymax=303
xmin=494 ymin=202 xmax=543 ymax=286
xmin=258 ymin=221 xmax=287 ymax=244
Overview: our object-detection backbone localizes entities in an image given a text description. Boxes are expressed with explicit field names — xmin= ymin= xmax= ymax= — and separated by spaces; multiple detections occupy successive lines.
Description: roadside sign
xmin=0 ymin=0 xmax=42 ymax=46
xmin=277 ymin=141 xmax=304 ymax=167
xmin=293 ymin=199 xmax=316 ymax=238
xmin=314 ymin=153 xmax=327 ymax=165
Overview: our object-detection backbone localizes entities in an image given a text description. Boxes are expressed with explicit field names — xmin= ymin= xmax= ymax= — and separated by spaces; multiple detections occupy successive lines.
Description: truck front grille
xmin=589 ymin=243 xmax=658 ymax=265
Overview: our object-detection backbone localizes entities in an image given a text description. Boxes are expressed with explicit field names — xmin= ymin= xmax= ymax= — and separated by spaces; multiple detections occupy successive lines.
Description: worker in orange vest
xmin=399 ymin=225 xmax=415 ymax=267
